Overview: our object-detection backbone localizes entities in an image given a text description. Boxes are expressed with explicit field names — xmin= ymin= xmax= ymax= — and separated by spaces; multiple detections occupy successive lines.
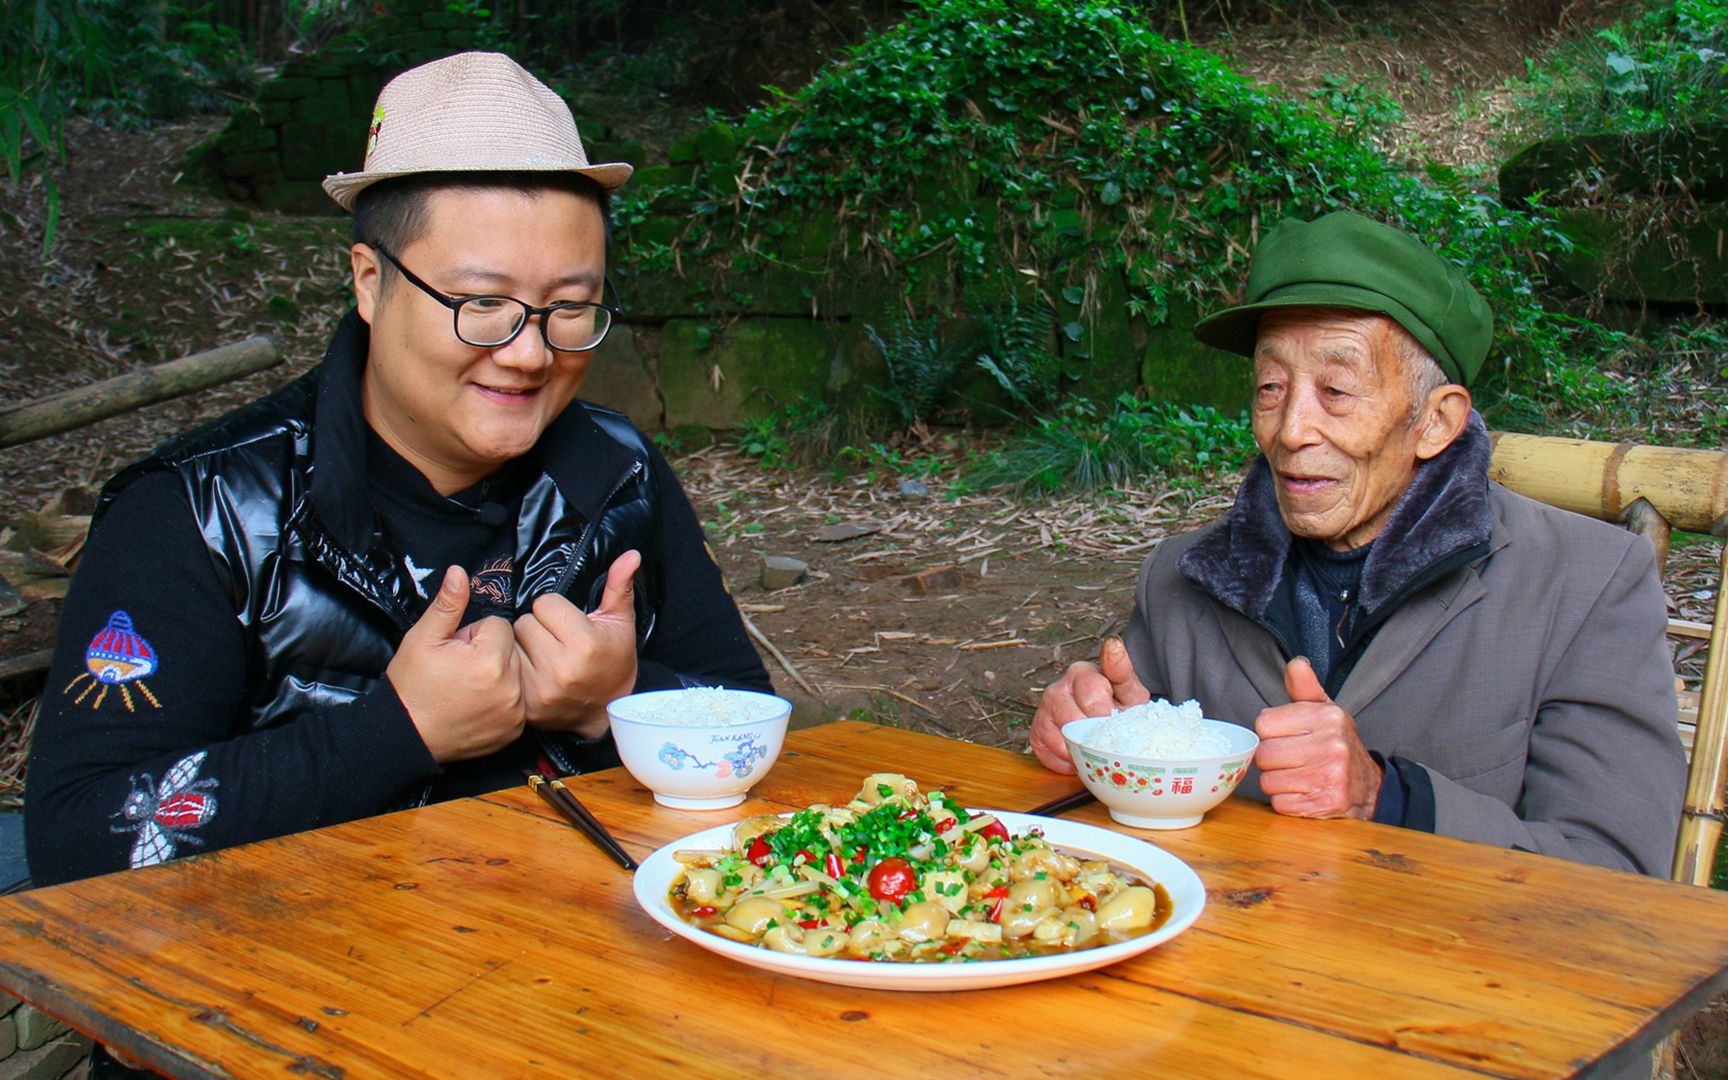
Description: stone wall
xmin=191 ymin=34 xmax=1250 ymax=432
xmin=0 ymin=992 xmax=91 ymax=1080
xmin=1500 ymin=127 xmax=1728 ymax=306
xmin=575 ymin=121 xmax=1249 ymax=432
xmin=189 ymin=0 xmax=496 ymax=214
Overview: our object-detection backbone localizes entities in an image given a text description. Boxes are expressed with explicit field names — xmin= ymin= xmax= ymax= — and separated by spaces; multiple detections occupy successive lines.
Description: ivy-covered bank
xmin=612 ymin=0 xmax=1584 ymax=428
xmin=190 ymin=0 xmax=1598 ymax=432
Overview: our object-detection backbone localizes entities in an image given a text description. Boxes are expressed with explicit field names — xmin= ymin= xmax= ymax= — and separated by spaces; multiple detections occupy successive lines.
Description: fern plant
xmin=976 ymin=290 xmax=1063 ymax=415
xmin=864 ymin=316 xmax=963 ymax=426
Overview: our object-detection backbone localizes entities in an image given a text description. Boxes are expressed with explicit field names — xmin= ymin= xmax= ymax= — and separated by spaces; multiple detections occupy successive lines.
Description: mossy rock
xmin=1500 ymin=126 xmax=1728 ymax=206
xmin=1065 ymin=271 xmax=1145 ymax=403
xmin=625 ymin=217 xmax=687 ymax=248
xmin=257 ymin=76 xmax=319 ymax=102
xmin=222 ymin=124 xmax=279 ymax=155
xmin=610 ymin=268 xmax=705 ymax=321
xmin=219 ymin=151 xmax=281 ymax=179
xmin=1140 ymin=329 xmax=1251 ymax=413
xmin=1549 ymin=205 xmax=1728 ymax=305
xmin=293 ymin=93 xmax=349 ymax=123
xmin=280 ymin=120 xmax=362 ymax=182
xmin=578 ymin=326 xmax=664 ymax=432
xmin=252 ymin=175 xmax=344 ymax=215
xmin=659 ymin=318 xmax=843 ymax=428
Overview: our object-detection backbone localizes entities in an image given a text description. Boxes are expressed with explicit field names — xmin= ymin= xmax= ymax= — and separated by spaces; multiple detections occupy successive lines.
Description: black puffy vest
xmin=95 ymin=313 xmax=663 ymax=773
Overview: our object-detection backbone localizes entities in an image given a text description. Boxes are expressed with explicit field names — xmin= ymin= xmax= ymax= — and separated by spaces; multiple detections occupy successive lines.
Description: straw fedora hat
xmin=321 ymin=51 xmax=633 ymax=211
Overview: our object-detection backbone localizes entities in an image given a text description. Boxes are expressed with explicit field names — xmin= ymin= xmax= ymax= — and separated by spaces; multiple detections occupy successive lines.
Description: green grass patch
xmin=964 ymin=394 xmax=1255 ymax=497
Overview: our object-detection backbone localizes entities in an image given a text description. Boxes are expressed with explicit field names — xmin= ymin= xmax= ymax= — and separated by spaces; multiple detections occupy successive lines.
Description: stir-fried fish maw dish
xmin=668 ymin=774 xmax=1171 ymax=962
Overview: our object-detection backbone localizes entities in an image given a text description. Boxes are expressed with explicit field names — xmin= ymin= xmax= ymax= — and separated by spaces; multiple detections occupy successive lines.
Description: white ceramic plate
xmin=631 ymin=811 xmax=1206 ymax=991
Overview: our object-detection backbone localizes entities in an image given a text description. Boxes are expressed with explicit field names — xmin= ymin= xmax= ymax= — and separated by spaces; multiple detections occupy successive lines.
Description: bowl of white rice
xmin=1061 ymin=699 xmax=1258 ymax=829
xmin=608 ymin=687 xmax=793 ymax=810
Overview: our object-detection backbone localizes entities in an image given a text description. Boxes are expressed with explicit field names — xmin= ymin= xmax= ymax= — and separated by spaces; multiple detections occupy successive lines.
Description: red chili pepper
xmin=896 ymin=808 xmax=919 ymax=821
xmin=978 ymin=819 xmax=1009 ymax=842
xmin=851 ymin=845 xmax=868 ymax=864
xmin=933 ymin=817 xmax=957 ymax=833
xmin=692 ymin=905 xmax=718 ymax=918
xmin=799 ymin=919 xmax=823 ymax=929
xmin=823 ymin=851 xmax=845 ymax=879
xmin=794 ymin=849 xmax=816 ymax=865
xmin=745 ymin=837 xmax=773 ymax=866
xmin=867 ymin=856 xmax=918 ymax=903
xmin=983 ymin=886 xmax=1012 ymax=898
xmin=1078 ymin=895 xmax=1096 ymax=912
xmin=988 ymin=896 xmax=1006 ymax=923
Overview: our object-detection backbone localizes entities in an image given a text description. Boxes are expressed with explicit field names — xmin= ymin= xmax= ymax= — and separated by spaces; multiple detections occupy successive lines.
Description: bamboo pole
xmin=1674 ymin=539 xmax=1728 ymax=886
xmin=0 ymin=336 xmax=280 ymax=450
xmin=1488 ymin=431 xmax=1728 ymax=537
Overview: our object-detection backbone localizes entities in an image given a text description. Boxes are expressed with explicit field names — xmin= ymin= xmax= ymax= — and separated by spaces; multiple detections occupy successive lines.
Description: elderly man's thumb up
xmin=1029 ymin=635 xmax=1152 ymax=774
xmin=387 ymin=566 xmax=526 ymax=764
xmin=1253 ymin=657 xmax=1383 ymax=819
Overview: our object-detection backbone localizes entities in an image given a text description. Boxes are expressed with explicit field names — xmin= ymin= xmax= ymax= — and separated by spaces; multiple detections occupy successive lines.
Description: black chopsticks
xmin=1024 ymin=787 xmax=1097 ymax=818
xmin=525 ymin=771 xmax=639 ymax=871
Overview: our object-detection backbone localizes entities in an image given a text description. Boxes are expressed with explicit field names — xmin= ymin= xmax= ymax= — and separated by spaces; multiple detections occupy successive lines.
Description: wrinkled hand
xmin=1029 ymin=636 xmax=1150 ymax=774
xmin=514 ymin=550 xmax=641 ymax=739
xmin=1253 ymin=657 xmax=1383 ymax=819
xmin=387 ymin=566 xmax=525 ymax=763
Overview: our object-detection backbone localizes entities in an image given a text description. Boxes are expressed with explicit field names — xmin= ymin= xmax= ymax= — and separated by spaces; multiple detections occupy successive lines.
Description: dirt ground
xmin=2 ymin=1 xmax=1727 ymax=1072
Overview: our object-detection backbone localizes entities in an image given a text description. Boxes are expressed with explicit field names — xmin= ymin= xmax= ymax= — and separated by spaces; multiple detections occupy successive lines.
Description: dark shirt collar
xmin=308 ymin=309 xmax=642 ymax=554
xmin=1178 ymin=411 xmax=1495 ymax=622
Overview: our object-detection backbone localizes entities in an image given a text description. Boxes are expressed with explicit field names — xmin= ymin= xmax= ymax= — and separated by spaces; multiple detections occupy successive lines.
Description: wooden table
xmin=4 ymin=720 xmax=1728 ymax=1078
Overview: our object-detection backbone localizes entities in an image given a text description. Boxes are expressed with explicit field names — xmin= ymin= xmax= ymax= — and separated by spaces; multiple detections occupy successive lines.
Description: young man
xmin=25 ymin=52 xmax=770 ymax=885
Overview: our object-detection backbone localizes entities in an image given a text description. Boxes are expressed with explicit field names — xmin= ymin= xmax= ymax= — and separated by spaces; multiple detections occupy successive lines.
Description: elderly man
xmin=25 ymin=53 xmax=769 ymax=886
xmin=1030 ymin=212 xmax=1683 ymax=876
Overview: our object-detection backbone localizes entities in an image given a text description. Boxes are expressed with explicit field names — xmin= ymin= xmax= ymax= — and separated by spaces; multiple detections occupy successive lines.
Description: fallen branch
xmin=0 ymin=336 xmax=281 ymax=449
xmin=738 ymin=610 xmax=823 ymax=701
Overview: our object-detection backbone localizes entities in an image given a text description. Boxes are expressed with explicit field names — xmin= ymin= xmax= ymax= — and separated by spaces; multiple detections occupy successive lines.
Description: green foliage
xmin=734 ymin=400 xmax=892 ymax=473
xmin=1 ymin=0 xmax=254 ymax=249
xmin=1507 ymin=0 xmax=1728 ymax=139
xmin=965 ymin=394 xmax=1255 ymax=496
xmin=1484 ymin=314 xmax=1728 ymax=448
xmin=625 ymin=0 xmax=1589 ymax=398
xmin=1305 ymin=73 xmax=1405 ymax=147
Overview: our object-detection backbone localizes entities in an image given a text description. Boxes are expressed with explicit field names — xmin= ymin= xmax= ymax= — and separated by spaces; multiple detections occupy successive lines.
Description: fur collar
xmin=1177 ymin=411 xmax=1494 ymax=620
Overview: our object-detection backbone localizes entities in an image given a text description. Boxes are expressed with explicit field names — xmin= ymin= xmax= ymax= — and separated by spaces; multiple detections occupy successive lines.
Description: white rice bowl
xmin=1061 ymin=699 xmax=1258 ymax=830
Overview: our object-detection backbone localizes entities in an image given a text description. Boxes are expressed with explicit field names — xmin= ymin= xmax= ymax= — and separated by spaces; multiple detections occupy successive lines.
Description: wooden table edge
xmin=0 ymin=954 xmax=229 ymax=1080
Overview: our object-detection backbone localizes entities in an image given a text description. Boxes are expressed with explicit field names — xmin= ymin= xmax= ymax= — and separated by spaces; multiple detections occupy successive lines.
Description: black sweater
xmin=25 ymin=403 xmax=768 ymax=886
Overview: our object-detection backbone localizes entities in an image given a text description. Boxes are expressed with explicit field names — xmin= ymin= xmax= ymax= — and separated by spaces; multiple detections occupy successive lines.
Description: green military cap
xmin=1192 ymin=211 xmax=1493 ymax=387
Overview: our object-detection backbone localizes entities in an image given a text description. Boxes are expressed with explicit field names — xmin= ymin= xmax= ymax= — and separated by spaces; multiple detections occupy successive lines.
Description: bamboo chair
xmin=1487 ymin=432 xmax=1728 ymax=887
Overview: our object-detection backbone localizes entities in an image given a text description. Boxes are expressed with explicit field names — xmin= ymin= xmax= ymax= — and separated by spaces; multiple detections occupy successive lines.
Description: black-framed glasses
xmin=371 ymin=243 xmax=618 ymax=353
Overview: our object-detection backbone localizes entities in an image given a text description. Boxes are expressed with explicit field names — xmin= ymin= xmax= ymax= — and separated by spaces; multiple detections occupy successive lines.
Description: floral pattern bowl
xmin=1060 ymin=715 xmax=1259 ymax=829
xmin=608 ymin=688 xmax=793 ymax=809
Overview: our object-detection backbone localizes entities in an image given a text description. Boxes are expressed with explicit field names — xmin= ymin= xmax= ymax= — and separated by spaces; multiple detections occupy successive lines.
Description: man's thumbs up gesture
xmin=1029 ymin=636 xmax=1151 ymax=774
xmin=515 ymin=550 xmax=642 ymax=739
xmin=1253 ymin=657 xmax=1383 ymax=819
xmin=386 ymin=566 xmax=526 ymax=763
